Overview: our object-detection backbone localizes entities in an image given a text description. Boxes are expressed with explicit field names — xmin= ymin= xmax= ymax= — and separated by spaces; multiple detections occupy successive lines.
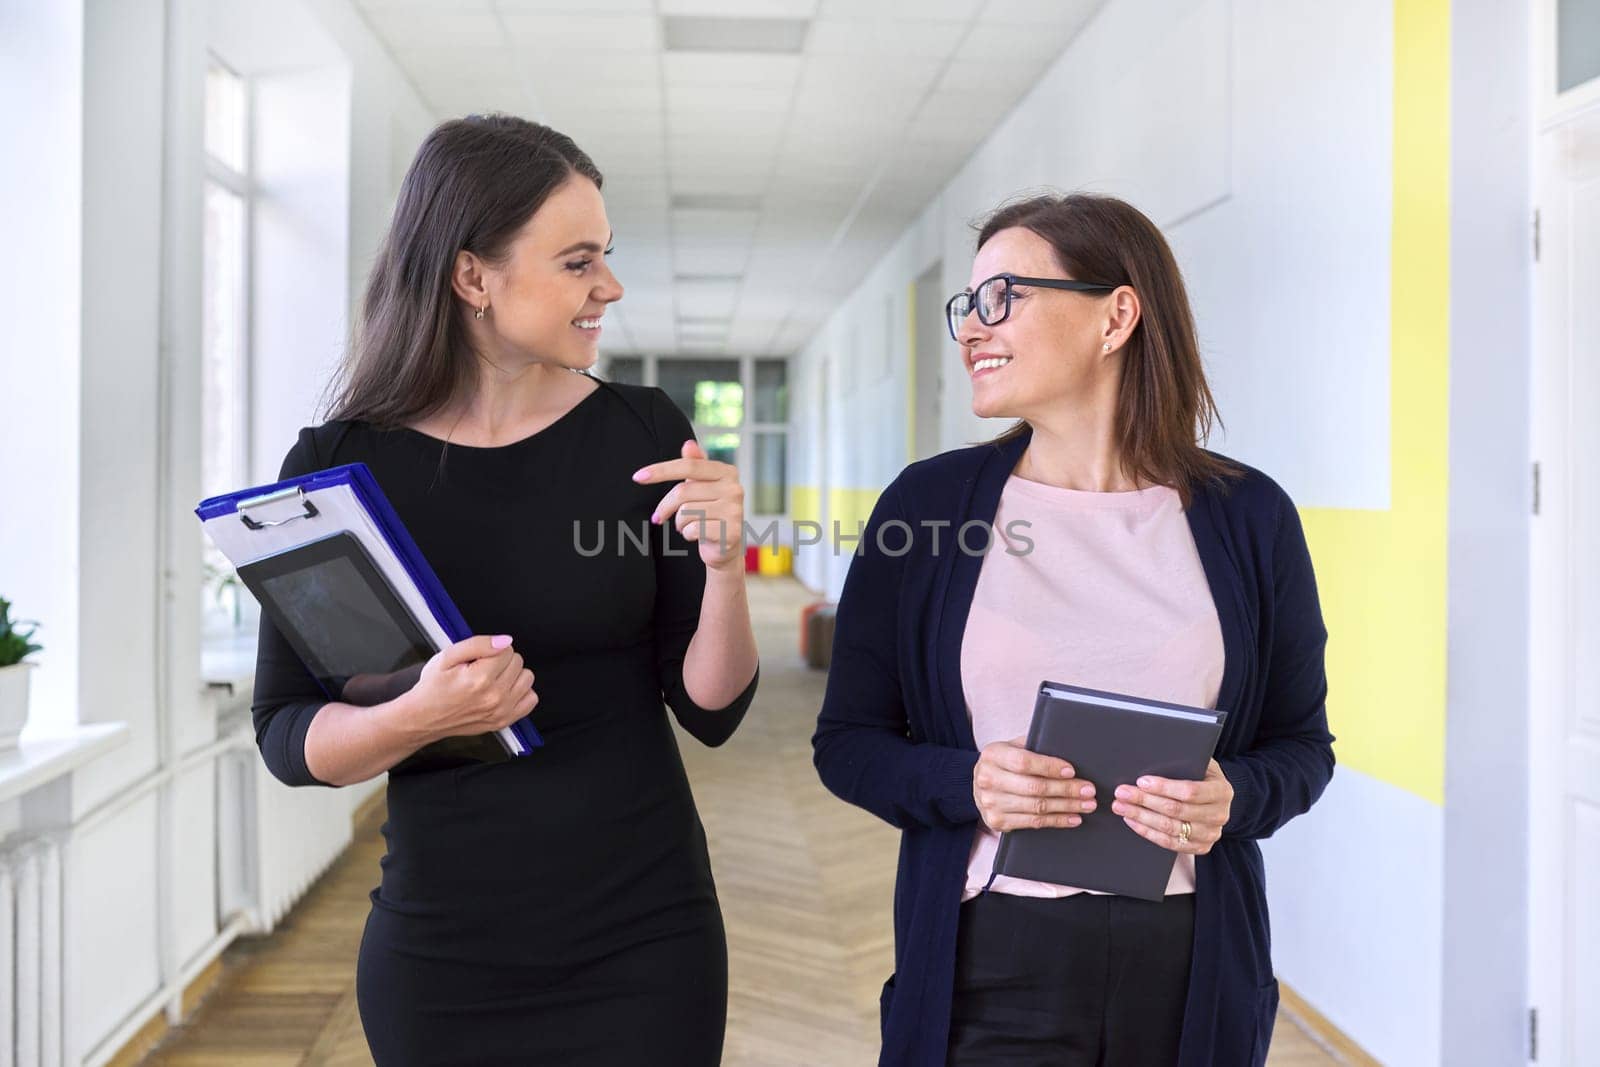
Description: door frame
xmin=1528 ymin=4 xmax=1600 ymax=1058
xmin=1527 ymin=115 xmax=1571 ymax=1065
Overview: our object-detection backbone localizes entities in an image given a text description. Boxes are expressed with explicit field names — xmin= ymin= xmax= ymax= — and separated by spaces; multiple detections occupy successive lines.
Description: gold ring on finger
xmin=1179 ymin=820 xmax=1192 ymax=845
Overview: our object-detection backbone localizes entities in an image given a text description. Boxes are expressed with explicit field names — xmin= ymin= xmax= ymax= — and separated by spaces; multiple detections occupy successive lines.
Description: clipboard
xmin=196 ymin=462 xmax=541 ymax=758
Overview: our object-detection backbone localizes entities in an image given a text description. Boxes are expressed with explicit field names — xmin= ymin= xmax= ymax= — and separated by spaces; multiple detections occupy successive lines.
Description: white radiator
xmin=0 ymin=837 xmax=63 ymax=1067
xmin=219 ymin=751 xmax=357 ymax=932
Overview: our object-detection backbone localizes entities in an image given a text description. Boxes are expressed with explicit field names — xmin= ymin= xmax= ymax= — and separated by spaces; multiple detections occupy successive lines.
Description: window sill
xmin=0 ymin=722 xmax=129 ymax=806
xmin=202 ymin=628 xmax=258 ymax=699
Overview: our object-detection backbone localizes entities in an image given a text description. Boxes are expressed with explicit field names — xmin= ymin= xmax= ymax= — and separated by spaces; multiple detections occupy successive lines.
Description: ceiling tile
xmin=363 ymin=11 xmax=504 ymax=50
xmin=905 ymin=87 xmax=1007 ymax=143
xmin=660 ymin=0 xmax=818 ymax=16
xmin=500 ymin=13 xmax=660 ymax=50
xmin=815 ymin=0 xmax=980 ymax=19
xmin=934 ymin=53 xmax=1045 ymax=95
xmin=358 ymin=0 xmax=492 ymax=8
xmin=797 ymin=54 xmax=946 ymax=94
xmin=805 ymin=17 xmax=965 ymax=58
xmin=364 ymin=0 xmax=1067 ymax=355
xmin=665 ymin=84 xmax=792 ymax=115
xmin=981 ymin=0 xmax=1105 ymax=27
xmin=956 ymin=19 xmax=1079 ymax=62
xmin=494 ymin=0 xmax=653 ymax=10
xmin=358 ymin=0 xmax=494 ymax=12
xmin=671 ymin=246 xmax=753 ymax=278
xmin=519 ymin=49 xmax=661 ymax=88
xmin=663 ymin=52 xmax=802 ymax=88
xmin=669 ymin=170 xmax=771 ymax=198
xmin=675 ymin=278 xmax=742 ymax=318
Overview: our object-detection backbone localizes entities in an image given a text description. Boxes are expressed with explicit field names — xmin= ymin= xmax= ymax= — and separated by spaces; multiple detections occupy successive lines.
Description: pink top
xmin=961 ymin=475 xmax=1224 ymax=901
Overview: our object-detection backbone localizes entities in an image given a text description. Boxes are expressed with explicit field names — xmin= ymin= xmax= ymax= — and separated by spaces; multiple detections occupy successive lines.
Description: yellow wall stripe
xmin=1297 ymin=0 xmax=1450 ymax=804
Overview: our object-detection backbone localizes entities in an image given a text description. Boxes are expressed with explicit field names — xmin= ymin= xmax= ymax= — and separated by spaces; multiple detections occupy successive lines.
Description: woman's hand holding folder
xmin=399 ymin=634 xmax=539 ymax=745
xmin=972 ymin=737 xmax=1098 ymax=832
xmin=305 ymin=634 xmax=538 ymax=785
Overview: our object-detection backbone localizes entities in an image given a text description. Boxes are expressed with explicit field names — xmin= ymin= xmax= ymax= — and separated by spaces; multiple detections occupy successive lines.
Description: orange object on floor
xmin=800 ymin=601 xmax=825 ymax=658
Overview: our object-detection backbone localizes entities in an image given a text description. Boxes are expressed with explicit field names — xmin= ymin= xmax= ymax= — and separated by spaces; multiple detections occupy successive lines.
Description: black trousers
xmin=947 ymin=891 xmax=1195 ymax=1067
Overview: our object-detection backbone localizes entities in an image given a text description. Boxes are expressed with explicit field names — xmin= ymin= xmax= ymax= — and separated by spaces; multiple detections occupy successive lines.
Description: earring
xmin=474 ymin=305 xmax=487 ymax=320
xmin=1103 ymin=342 xmax=1111 ymax=351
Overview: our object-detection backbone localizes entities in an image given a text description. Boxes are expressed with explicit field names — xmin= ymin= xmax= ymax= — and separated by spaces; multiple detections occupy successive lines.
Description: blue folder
xmin=196 ymin=462 xmax=542 ymax=756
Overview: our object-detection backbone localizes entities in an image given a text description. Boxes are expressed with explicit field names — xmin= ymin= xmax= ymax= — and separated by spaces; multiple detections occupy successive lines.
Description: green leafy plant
xmin=204 ymin=555 xmax=246 ymax=627
xmin=0 ymin=597 xmax=42 ymax=668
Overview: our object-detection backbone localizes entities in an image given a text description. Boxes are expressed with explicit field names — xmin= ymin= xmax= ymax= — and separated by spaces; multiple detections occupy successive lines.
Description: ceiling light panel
xmin=671 ymin=207 xmax=759 ymax=240
xmin=661 ymin=16 xmax=811 ymax=54
xmin=670 ymin=192 xmax=763 ymax=211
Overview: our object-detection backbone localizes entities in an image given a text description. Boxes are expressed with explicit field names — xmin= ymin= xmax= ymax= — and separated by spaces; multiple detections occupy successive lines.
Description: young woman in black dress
xmin=250 ymin=116 xmax=760 ymax=1065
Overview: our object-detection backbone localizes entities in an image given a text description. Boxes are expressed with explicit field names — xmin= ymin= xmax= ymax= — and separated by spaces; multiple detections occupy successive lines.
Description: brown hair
xmin=326 ymin=115 xmax=602 ymax=427
xmin=978 ymin=193 xmax=1237 ymax=505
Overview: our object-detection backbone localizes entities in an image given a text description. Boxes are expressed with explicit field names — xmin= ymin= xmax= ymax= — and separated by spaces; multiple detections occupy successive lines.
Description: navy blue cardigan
xmin=812 ymin=430 xmax=1335 ymax=1066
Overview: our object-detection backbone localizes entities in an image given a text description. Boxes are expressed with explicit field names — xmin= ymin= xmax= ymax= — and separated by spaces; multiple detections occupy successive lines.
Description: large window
xmin=749 ymin=359 xmax=788 ymax=517
xmin=658 ymin=358 xmax=743 ymax=467
xmin=601 ymin=355 xmax=790 ymax=517
xmin=202 ymin=58 xmax=253 ymax=632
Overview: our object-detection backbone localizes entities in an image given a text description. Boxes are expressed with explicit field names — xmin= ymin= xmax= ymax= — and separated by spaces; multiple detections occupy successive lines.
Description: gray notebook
xmin=989 ymin=681 xmax=1227 ymax=903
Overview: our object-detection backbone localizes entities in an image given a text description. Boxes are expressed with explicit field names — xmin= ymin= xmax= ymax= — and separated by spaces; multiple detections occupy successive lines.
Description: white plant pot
xmin=0 ymin=662 xmax=34 ymax=751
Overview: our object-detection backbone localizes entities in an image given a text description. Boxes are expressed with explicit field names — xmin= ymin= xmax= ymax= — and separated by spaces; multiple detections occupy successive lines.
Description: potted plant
xmin=0 ymin=597 xmax=42 ymax=750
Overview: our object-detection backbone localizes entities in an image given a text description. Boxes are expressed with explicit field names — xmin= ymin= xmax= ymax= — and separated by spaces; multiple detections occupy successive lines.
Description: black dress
xmin=250 ymin=379 xmax=758 ymax=1066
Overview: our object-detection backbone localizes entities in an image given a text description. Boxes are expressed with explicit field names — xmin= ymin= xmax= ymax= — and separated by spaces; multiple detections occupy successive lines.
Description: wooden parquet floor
xmin=143 ymin=577 xmax=1341 ymax=1066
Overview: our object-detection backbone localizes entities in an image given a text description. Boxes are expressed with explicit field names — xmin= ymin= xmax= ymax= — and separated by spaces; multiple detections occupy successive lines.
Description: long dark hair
xmin=978 ymin=193 xmax=1237 ymax=505
xmin=326 ymin=115 xmax=602 ymax=427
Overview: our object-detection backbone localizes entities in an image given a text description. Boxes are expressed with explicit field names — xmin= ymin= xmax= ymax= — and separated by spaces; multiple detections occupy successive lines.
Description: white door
xmin=1529 ymin=100 xmax=1600 ymax=1067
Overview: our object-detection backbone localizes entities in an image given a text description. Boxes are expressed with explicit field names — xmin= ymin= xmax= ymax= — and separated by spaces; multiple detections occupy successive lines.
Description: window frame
xmin=602 ymin=353 xmax=792 ymax=522
xmin=200 ymin=54 xmax=256 ymax=636
xmin=1538 ymin=0 xmax=1600 ymax=124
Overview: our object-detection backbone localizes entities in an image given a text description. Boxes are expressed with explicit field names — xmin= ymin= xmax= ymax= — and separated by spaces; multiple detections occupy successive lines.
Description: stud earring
xmin=475 ymin=305 xmax=487 ymax=320
xmin=1103 ymin=342 xmax=1111 ymax=351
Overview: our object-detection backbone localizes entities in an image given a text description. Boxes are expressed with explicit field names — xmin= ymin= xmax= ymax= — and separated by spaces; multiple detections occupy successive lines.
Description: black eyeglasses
xmin=945 ymin=272 xmax=1118 ymax=341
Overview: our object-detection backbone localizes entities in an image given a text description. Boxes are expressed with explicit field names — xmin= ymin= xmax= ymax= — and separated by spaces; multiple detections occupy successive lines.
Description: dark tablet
xmin=239 ymin=530 xmax=436 ymax=702
xmin=239 ymin=531 xmax=512 ymax=772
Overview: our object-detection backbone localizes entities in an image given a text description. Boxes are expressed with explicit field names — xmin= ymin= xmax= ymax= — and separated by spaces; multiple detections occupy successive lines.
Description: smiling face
xmin=955 ymin=226 xmax=1128 ymax=423
xmin=460 ymin=175 xmax=624 ymax=371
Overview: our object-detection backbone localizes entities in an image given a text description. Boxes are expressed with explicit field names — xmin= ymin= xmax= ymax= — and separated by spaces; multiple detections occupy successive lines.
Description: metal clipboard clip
xmin=237 ymin=485 xmax=320 ymax=530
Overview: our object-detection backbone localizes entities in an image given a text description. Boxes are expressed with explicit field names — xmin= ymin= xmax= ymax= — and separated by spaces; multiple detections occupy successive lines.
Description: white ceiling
xmin=353 ymin=0 xmax=1106 ymax=356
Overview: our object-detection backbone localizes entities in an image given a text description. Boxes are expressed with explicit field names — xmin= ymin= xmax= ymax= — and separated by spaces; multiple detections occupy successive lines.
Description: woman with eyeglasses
xmin=813 ymin=193 xmax=1334 ymax=1066
xmin=250 ymin=116 xmax=759 ymax=1065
